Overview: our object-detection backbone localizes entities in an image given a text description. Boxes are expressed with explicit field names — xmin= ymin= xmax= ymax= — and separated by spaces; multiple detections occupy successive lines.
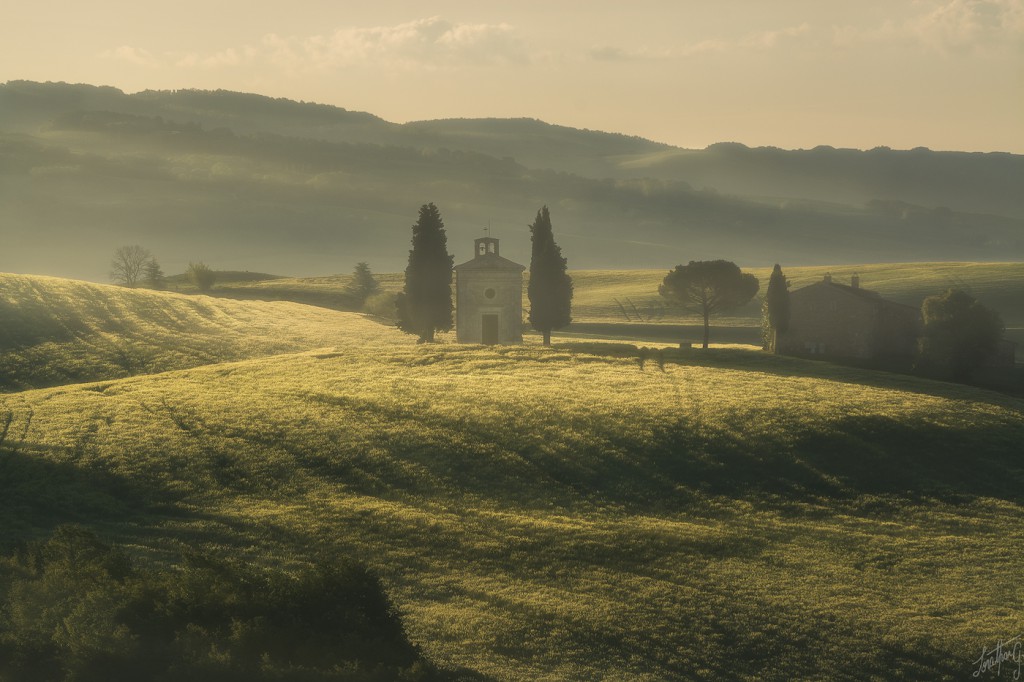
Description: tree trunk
xmin=543 ymin=330 xmax=551 ymax=346
xmin=419 ymin=328 xmax=435 ymax=344
xmin=702 ymin=309 xmax=710 ymax=349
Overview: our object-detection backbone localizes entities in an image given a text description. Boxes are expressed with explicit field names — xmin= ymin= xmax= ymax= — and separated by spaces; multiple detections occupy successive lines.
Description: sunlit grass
xmin=2 ymin=296 xmax=1022 ymax=679
xmin=0 ymin=273 xmax=402 ymax=390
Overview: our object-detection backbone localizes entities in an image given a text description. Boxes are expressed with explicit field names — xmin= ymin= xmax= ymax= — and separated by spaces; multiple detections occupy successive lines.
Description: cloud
xmin=175 ymin=46 xmax=259 ymax=69
xmin=590 ymin=40 xmax=726 ymax=62
xmin=263 ymin=16 xmax=529 ymax=71
xmin=740 ymin=23 xmax=813 ymax=49
xmin=911 ymin=0 xmax=1024 ymax=50
xmin=100 ymin=17 xmax=529 ymax=73
xmin=833 ymin=0 xmax=1024 ymax=52
xmin=590 ymin=24 xmax=809 ymax=62
xmin=101 ymin=45 xmax=160 ymax=67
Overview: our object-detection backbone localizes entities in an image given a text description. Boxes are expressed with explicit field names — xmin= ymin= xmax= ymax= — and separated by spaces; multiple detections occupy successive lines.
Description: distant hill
xmin=2 ymin=80 xmax=1022 ymax=281
xmin=615 ymin=142 xmax=1024 ymax=220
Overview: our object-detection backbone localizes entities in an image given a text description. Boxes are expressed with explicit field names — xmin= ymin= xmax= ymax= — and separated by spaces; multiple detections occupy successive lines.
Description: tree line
xmin=109 ymin=246 xmax=216 ymax=293
xmin=113 ymin=210 xmax=1007 ymax=378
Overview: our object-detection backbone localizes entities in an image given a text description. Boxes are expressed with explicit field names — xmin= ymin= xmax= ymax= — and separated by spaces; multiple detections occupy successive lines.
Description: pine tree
xmin=762 ymin=263 xmax=790 ymax=353
xmin=143 ymin=258 xmax=165 ymax=290
xmin=527 ymin=206 xmax=573 ymax=346
xmin=396 ymin=203 xmax=454 ymax=343
xmin=346 ymin=262 xmax=380 ymax=306
xmin=659 ymin=260 xmax=759 ymax=349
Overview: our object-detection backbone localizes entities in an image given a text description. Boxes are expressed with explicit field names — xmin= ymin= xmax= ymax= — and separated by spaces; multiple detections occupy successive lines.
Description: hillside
xmin=2 ymin=313 xmax=1023 ymax=679
xmin=196 ymin=262 xmax=1024 ymax=335
xmin=0 ymin=273 xmax=397 ymax=391
xmin=569 ymin=262 xmax=1024 ymax=328
xmin=2 ymin=81 xmax=1022 ymax=282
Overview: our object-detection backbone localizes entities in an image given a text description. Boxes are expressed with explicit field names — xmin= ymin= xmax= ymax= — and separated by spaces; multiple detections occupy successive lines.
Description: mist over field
xmin=2 ymin=80 xmax=1022 ymax=281
xmin=2 ymin=67 xmax=1024 ymax=681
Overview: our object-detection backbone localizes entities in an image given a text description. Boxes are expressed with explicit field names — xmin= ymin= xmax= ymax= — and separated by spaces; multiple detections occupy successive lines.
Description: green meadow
xmin=2 ymin=273 xmax=1024 ymax=680
xmin=198 ymin=262 xmax=1024 ymax=341
xmin=0 ymin=274 xmax=398 ymax=391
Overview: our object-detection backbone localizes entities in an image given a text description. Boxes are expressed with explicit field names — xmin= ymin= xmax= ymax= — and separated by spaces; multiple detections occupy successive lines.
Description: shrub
xmin=187 ymin=262 xmax=217 ymax=293
xmin=0 ymin=527 xmax=442 ymax=681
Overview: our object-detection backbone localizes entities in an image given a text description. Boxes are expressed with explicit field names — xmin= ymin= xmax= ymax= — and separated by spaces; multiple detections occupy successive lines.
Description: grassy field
xmin=2 ymin=277 xmax=1024 ymax=680
xmin=567 ymin=262 xmax=1024 ymax=326
xmin=0 ymin=273 xmax=396 ymax=390
xmin=179 ymin=262 xmax=1024 ymax=350
xmin=180 ymin=262 xmax=1024 ymax=329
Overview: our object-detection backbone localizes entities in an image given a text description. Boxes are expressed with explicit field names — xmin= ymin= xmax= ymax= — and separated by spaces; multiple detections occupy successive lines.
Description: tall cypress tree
xmin=763 ymin=263 xmax=790 ymax=353
xmin=527 ymin=206 xmax=573 ymax=346
xmin=395 ymin=203 xmax=454 ymax=343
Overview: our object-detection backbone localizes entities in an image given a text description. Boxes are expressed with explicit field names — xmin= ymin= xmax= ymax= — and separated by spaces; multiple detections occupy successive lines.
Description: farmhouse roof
xmin=794 ymin=279 xmax=918 ymax=312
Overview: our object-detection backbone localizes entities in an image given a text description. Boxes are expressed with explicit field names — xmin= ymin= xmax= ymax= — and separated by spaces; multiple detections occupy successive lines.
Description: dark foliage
xmin=187 ymin=262 xmax=217 ymax=293
xmin=0 ymin=527 xmax=450 ymax=682
xmin=527 ymin=206 xmax=573 ymax=345
xmin=346 ymin=262 xmax=380 ymax=306
xmin=762 ymin=263 xmax=790 ymax=352
xmin=143 ymin=258 xmax=165 ymax=290
xmin=659 ymin=260 xmax=759 ymax=348
xmin=918 ymin=288 xmax=1005 ymax=379
xmin=396 ymin=204 xmax=454 ymax=343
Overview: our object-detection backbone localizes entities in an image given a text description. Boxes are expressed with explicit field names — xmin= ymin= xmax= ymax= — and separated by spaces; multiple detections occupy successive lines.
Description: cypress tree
xmin=763 ymin=263 xmax=790 ymax=353
xmin=346 ymin=262 xmax=380 ymax=306
xmin=395 ymin=203 xmax=454 ymax=343
xmin=527 ymin=206 xmax=573 ymax=346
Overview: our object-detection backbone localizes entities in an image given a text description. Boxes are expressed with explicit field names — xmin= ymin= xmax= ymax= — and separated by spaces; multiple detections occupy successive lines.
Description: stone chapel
xmin=453 ymin=237 xmax=525 ymax=344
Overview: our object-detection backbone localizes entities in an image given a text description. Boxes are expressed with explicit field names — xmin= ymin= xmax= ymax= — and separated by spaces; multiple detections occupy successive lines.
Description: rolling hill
xmin=2 ymin=80 xmax=1021 ymax=283
xmin=0 ymin=273 xmax=398 ymax=391
xmin=2 ymin=276 xmax=1024 ymax=679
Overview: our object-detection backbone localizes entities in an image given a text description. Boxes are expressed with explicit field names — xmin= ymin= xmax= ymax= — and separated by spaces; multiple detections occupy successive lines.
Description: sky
xmin=2 ymin=0 xmax=1022 ymax=152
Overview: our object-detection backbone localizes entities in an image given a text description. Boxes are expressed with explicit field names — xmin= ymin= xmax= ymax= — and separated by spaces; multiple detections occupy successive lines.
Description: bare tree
xmin=110 ymin=245 xmax=152 ymax=288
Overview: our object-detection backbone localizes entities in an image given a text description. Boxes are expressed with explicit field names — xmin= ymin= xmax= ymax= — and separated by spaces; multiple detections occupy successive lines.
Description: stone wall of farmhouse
xmin=778 ymin=285 xmax=879 ymax=358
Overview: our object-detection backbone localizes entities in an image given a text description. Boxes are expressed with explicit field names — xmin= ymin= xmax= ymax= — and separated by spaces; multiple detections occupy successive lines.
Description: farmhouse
xmin=454 ymin=237 xmax=526 ymax=344
xmin=777 ymin=274 xmax=921 ymax=361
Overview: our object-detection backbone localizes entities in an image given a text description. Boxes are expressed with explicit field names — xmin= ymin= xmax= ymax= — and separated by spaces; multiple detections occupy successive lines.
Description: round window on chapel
xmin=484 ymin=288 xmax=496 ymax=299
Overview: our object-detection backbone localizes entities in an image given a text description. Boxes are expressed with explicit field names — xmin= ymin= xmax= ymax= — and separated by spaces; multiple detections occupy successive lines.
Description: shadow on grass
xmin=554 ymin=341 xmax=1023 ymax=408
xmin=0 ymin=446 xmax=187 ymax=551
xmin=648 ymin=412 xmax=1024 ymax=506
xmin=295 ymin=360 xmax=1024 ymax=512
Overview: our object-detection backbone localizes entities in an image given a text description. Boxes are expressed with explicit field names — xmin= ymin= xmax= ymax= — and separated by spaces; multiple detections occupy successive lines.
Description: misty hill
xmin=0 ymin=273 xmax=399 ymax=391
xmin=2 ymin=300 xmax=1023 ymax=678
xmin=2 ymin=80 xmax=1022 ymax=281
xmin=616 ymin=142 xmax=1024 ymax=220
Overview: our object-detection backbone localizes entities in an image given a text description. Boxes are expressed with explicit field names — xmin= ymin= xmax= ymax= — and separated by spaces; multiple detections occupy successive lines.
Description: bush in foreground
xmin=0 ymin=526 xmax=450 ymax=682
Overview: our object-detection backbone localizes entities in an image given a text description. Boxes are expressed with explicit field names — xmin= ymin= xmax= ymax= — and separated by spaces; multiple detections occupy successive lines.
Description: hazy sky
xmin=3 ymin=0 xmax=1022 ymax=152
